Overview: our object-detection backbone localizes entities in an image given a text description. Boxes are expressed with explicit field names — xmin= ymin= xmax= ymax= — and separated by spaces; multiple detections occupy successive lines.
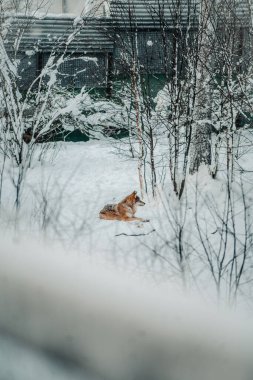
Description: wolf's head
xmin=132 ymin=191 xmax=145 ymax=206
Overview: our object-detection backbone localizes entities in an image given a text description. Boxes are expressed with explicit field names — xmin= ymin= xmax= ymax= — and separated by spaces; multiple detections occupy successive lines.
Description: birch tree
xmin=189 ymin=0 xmax=215 ymax=173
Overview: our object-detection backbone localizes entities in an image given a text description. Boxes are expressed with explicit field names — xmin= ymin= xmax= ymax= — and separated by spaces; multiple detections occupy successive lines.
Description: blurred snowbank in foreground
xmin=0 ymin=237 xmax=252 ymax=380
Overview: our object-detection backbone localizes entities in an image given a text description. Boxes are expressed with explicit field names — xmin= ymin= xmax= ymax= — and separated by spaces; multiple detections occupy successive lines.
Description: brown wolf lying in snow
xmin=99 ymin=191 xmax=149 ymax=222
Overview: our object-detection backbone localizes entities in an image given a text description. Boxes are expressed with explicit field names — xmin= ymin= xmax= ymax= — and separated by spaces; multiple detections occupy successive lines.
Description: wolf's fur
xmin=99 ymin=191 xmax=148 ymax=222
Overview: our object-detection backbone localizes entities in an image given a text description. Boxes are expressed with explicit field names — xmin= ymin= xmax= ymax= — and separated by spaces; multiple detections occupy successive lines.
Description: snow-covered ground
xmin=1 ymin=135 xmax=253 ymax=304
xmin=1 ymin=137 xmax=253 ymax=379
xmin=0 ymin=140 xmax=156 ymax=273
xmin=0 ymin=237 xmax=252 ymax=380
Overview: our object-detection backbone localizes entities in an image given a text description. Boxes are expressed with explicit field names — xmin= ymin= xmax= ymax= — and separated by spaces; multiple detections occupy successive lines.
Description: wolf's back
xmin=100 ymin=204 xmax=116 ymax=214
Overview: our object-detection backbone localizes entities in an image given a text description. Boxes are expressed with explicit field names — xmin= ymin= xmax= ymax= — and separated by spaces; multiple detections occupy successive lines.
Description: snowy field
xmin=1 ymin=137 xmax=253 ymax=379
xmin=1 ymin=135 xmax=253 ymax=301
xmin=3 ymin=141 xmax=150 ymax=235
xmin=0 ymin=238 xmax=252 ymax=380
xmin=0 ymin=140 xmax=157 ymax=274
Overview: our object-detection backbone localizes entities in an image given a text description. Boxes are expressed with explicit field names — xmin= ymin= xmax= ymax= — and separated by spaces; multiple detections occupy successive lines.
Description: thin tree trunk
xmin=190 ymin=0 xmax=214 ymax=173
xmin=131 ymin=59 xmax=144 ymax=198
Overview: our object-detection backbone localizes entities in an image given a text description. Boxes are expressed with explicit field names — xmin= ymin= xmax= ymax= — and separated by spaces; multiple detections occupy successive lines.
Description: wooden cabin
xmin=3 ymin=0 xmax=252 ymax=92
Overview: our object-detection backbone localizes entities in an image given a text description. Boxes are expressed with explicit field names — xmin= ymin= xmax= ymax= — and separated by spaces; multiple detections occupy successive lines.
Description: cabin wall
xmin=16 ymin=52 xmax=38 ymax=90
xmin=16 ymin=52 xmax=107 ymax=90
xmin=15 ymin=26 xmax=252 ymax=91
xmin=113 ymin=30 xmax=174 ymax=76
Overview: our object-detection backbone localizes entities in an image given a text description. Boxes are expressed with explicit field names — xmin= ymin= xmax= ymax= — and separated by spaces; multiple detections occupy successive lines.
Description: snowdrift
xmin=0 ymin=237 xmax=252 ymax=380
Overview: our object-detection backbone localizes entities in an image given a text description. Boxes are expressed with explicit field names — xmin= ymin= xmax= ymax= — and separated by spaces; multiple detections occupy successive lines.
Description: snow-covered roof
xmin=3 ymin=0 xmax=252 ymax=54
xmin=110 ymin=0 xmax=198 ymax=27
xmin=4 ymin=15 xmax=114 ymax=53
xmin=110 ymin=0 xmax=251 ymax=28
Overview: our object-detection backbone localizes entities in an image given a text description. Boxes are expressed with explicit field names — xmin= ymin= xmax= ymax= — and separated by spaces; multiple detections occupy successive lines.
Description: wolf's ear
xmin=132 ymin=191 xmax=137 ymax=196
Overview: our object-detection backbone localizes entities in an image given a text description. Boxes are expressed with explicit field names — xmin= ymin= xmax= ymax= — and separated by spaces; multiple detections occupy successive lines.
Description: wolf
xmin=99 ymin=191 xmax=149 ymax=222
